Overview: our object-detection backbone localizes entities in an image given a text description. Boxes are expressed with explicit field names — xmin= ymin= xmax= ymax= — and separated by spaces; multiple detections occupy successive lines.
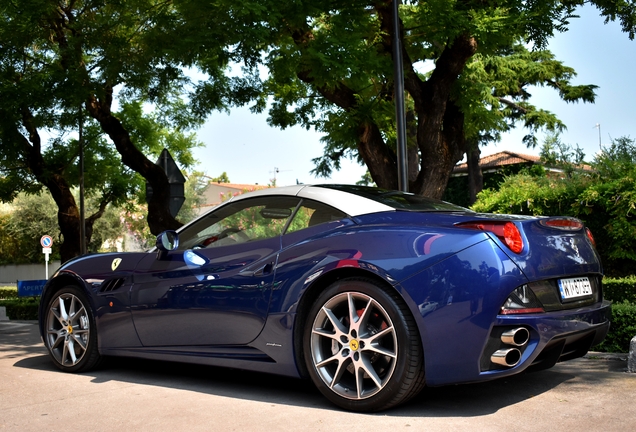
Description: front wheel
xmin=44 ymin=285 xmax=101 ymax=372
xmin=303 ymin=278 xmax=425 ymax=411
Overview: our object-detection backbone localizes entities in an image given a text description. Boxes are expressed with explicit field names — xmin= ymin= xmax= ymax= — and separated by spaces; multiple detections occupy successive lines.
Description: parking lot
xmin=1 ymin=320 xmax=635 ymax=431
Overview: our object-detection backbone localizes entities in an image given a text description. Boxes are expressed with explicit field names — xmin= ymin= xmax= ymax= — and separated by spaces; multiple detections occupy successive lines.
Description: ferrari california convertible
xmin=39 ymin=184 xmax=611 ymax=411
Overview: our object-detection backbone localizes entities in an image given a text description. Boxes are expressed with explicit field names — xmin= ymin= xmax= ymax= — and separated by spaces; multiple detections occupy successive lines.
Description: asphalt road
xmin=1 ymin=320 xmax=635 ymax=431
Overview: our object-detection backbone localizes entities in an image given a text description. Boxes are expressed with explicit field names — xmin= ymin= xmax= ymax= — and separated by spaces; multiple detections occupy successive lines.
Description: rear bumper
xmin=479 ymin=300 xmax=611 ymax=377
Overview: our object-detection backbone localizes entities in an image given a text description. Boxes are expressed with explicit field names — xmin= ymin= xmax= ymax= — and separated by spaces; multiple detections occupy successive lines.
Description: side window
xmin=285 ymin=200 xmax=347 ymax=234
xmin=177 ymin=196 xmax=300 ymax=250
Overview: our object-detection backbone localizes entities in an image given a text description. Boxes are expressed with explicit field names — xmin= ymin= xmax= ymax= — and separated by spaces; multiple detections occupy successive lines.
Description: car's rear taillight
xmin=539 ymin=217 xmax=583 ymax=230
xmin=500 ymin=285 xmax=545 ymax=315
xmin=586 ymin=227 xmax=597 ymax=248
xmin=457 ymin=221 xmax=524 ymax=254
xmin=539 ymin=217 xmax=596 ymax=248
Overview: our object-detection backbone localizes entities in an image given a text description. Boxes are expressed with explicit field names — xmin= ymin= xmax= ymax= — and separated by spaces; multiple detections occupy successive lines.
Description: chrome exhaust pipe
xmin=501 ymin=327 xmax=530 ymax=347
xmin=491 ymin=348 xmax=521 ymax=367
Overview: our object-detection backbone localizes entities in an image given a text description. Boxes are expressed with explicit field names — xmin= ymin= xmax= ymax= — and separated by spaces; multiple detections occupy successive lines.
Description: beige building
xmin=196 ymin=182 xmax=270 ymax=215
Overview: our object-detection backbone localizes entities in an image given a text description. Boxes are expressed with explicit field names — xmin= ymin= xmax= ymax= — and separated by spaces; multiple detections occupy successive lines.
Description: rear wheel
xmin=44 ymin=285 xmax=101 ymax=372
xmin=303 ymin=278 xmax=425 ymax=411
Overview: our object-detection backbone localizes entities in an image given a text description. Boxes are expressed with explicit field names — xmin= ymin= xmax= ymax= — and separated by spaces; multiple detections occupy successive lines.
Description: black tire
xmin=43 ymin=285 xmax=102 ymax=372
xmin=303 ymin=277 xmax=425 ymax=412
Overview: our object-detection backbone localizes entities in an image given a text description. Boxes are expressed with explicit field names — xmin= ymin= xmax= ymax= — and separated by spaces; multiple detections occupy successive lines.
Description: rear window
xmin=319 ymin=184 xmax=470 ymax=212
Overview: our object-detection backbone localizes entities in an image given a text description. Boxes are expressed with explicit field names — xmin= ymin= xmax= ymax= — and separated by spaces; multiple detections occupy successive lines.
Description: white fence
xmin=0 ymin=262 xmax=61 ymax=284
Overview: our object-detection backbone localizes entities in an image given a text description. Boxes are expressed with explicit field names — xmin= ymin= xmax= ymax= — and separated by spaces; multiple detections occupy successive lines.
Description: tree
xmin=180 ymin=0 xmax=635 ymax=198
xmin=209 ymin=172 xmax=231 ymax=184
xmin=264 ymin=1 xmax=620 ymax=197
xmin=0 ymin=191 xmax=126 ymax=264
xmin=0 ymin=193 xmax=61 ymax=265
xmin=0 ymin=167 xmax=208 ymax=264
xmin=0 ymin=0 xmax=209 ymax=261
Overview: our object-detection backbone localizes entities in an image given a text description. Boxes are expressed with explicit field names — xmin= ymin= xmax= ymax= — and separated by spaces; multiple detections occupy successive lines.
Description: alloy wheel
xmin=46 ymin=292 xmax=91 ymax=367
xmin=309 ymin=291 xmax=398 ymax=400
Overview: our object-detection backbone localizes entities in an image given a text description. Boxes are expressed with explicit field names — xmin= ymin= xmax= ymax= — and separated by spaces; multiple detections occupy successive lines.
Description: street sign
xmin=40 ymin=235 xmax=53 ymax=279
xmin=40 ymin=235 xmax=53 ymax=248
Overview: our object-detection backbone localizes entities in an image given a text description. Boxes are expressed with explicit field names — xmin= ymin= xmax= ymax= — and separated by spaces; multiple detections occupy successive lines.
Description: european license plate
xmin=558 ymin=277 xmax=593 ymax=300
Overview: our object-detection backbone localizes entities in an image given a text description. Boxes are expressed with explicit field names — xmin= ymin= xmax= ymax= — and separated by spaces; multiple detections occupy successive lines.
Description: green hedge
xmin=595 ymin=301 xmax=636 ymax=353
xmin=595 ymin=276 xmax=635 ymax=353
xmin=0 ymin=287 xmax=18 ymax=299
xmin=604 ymin=276 xmax=636 ymax=303
xmin=0 ymin=298 xmax=40 ymax=320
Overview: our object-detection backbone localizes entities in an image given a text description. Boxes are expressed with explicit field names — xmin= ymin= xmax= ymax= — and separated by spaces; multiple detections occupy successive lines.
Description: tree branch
xmin=498 ymin=97 xmax=528 ymax=114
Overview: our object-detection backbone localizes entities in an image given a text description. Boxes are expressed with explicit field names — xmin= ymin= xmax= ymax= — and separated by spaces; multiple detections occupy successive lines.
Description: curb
xmin=629 ymin=336 xmax=636 ymax=373
xmin=584 ymin=351 xmax=628 ymax=361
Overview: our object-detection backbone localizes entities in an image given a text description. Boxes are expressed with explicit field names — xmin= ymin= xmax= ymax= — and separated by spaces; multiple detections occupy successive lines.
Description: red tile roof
xmin=453 ymin=151 xmax=540 ymax=174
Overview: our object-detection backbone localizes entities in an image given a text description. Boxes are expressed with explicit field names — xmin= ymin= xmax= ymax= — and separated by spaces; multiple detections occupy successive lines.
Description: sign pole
xmin=44 ymin=250 xmax=49 ymax=279
xmin=40 ymin=235 xmax=53 ymax=280
xmin=392 ymin=0 xmax=408 ymax=192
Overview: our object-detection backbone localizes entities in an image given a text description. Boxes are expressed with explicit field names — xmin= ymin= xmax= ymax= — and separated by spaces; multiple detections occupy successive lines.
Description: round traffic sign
xmin=40 ymin=235 xmax=53 ymax=248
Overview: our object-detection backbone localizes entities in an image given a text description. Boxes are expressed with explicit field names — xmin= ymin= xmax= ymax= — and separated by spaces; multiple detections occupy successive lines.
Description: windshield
xmin=319 ymin=184 xmax=471 ymax=212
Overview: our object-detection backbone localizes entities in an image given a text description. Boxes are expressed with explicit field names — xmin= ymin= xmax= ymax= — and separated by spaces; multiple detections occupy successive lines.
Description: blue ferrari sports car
xmin=39 ymin=184 xmax=610 ymax=411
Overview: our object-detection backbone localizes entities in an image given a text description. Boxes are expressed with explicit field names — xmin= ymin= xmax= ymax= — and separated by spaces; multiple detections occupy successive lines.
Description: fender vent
xmin=100 ymin=278 xmax=125 ymax=293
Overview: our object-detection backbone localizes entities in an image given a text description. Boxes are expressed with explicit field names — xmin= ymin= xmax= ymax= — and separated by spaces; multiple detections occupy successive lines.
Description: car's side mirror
xmin=156 ymin=230 xmax=179 ymax=260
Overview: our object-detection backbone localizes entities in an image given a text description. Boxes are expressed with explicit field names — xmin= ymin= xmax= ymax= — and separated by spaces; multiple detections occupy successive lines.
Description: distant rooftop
xmin=198 ymin=182 xmax=271 ymax=211
xmin=453 ymin=151 xmax=540 ymax=175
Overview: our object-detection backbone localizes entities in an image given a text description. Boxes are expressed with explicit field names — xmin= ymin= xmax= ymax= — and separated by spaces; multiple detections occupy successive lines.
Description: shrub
xmin=0 ymin=287 xmax=18 ymax=299
xmin=603 ymin=276 xmax=636 ymax=303
xmin=0 ymin=297 xmax=40 ymax=320
xmin=595 ymin=276 xmax=636 ymax=353
xmin=595 ymin=301 xmax=636 ymax=353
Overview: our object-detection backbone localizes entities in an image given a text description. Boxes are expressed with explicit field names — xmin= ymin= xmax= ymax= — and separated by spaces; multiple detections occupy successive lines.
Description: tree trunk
xmin=19 ymin=109 xmax=114 ymax=263
xmin=381 ymin=5 xmax=477 ymax=198
xmin=405 ymin=34 xmax=477 ymax=198
xmin=85 ymin=93 xmax=182 ymax=235
xmin=406 ymin=109 xmax=420 ymax=184
xmin=356 ymin=121 xmax=398 ymax=190
xmin=467 ymin=147 xmax=483 ymax=205
xmin=19 ymin=110 xmax=81 ymax=262
xmin=291 ymin=5 xmax=477 ymax=198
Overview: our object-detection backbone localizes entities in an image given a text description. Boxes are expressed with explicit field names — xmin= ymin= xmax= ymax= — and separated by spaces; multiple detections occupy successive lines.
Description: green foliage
xmin=176 ymin=171 xmax=210 ymax=224
xmin=243 ymin=0 xmax=621 ymax=191
xmin=0 ymin=298 xmax=40 ymax=320
xmin=539 ymin=133 xmax=586 ymax=176
xmin=222 ymin=205 xmax=289 ymax=240
xmin=0 ymin=0 xmax=213 ymax=256
xmin=0 ymin=287 xmax=18 ymax=300
xmin=604 ymin=276 xmax=636 ymax=303
xmin=356 ymin=171 xmax=376 ymax=187
xmin=595 ymin=301 xmax=636 ymax=353
xmin=209 ymin=172 xmax=231 ymax=184
xmin=118 ymin=101 xmax=203 ymax=171
xmin=459 ymin=47 xmax=596 ymax=147
xmin=444 ymin=164 xmax=535 ymax=207
xmin=472 ymin=135 xmax=636 ymax=276
xmin=0 ymin=193 xmax=61 ymax=264
xmin=0 ymin=184 xmax=190 ymax=263
xmin=285 ymin=207 xmax=312 ymax=234
xmin=596 ymin=276 xmax=636 ymax=353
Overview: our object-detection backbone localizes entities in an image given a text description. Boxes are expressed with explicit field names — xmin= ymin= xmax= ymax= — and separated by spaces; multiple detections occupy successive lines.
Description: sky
xmin=192 ymin=4 xmax=636 ymax=187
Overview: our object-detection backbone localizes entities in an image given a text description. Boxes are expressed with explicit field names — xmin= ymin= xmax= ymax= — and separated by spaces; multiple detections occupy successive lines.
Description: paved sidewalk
xmin=1 ymin=320 xmax=635 ymax=431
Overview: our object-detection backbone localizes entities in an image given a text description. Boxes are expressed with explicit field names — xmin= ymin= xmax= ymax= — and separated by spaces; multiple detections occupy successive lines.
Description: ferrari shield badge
xmin=111 ymin=258 xmax=122 ymax=271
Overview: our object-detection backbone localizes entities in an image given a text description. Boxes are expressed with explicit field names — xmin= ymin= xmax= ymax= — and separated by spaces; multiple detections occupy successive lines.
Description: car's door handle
xmin=241 ymin=262 xmax=274 ymax=277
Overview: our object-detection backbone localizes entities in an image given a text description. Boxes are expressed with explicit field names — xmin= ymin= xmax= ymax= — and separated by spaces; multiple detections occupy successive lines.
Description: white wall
xmin=0 ymin=262 xmax=61 ymax=284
